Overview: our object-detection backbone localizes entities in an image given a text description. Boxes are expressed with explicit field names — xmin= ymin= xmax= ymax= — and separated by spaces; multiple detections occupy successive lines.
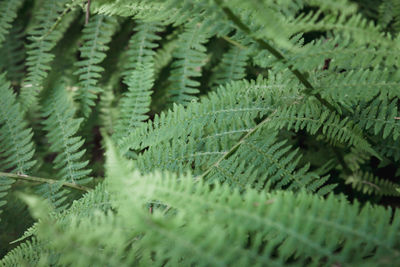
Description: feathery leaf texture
xmin=41 ymin=84 xmax=92 ymax=208
xmin=0 ymin=24 xmax=26 ymax=84
xmin=74 ymin=14 xmax=118 ymax=118
xmin=345 ymin=171 xmax=400 ymax=197
xmin=0 ymin=0 xmax=24 ymax=47
xmin=168 ymin=20 xmax=211 ymax=105
xmin=2 ymin=145 xmax=399 ymax=266
xmin=1 ymin=0 xmax=400 ymax=265
xmin=210 ymin=41 xmax=249 ymax=88
xmin=0 ymin=74 xmax=36 ymax=219
xmin=114 ymin=22 xmax=161 ymax=139
xmin=19 ymin=0 xmax=71 ymax=112
xmin=379 ymin=0 xmax=400 ymax=34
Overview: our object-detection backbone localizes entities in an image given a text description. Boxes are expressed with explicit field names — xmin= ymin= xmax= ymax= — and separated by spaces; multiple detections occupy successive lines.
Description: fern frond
xmin=153 ymin=31 xmax=179 ymax=75
xmin=107 ymin=171 xmax=400 ymax=266
xmin=0 ymin=238 xmax=46 ymax=266
xmin=379 ymin=0 xmax=400 ymax=34
xmin=210 ymin=37 xmax=250 ymax=88
xmin=265 ymin=96 xmax=378 ymax=158
xmin=119 ymin=76 xmax=296 ymax=153
xmin=352 ymin=97 xmax=400 ymax=140
xmin=168 ymin=20 xmax=211 ymax=105
xmin=203 ymin=130 xmax=332 ymax=193
xmin=376 ymin=138 xmax=400 ymax=162
xmin=315 ymin=69 xmax=400 ymax=105
xmin=0 ymin=0 xmax=24 ymax=47
xmin=74 ymin=14 xmax=118 ymax=118
xmin=113 ymin=22 xmax=161 ymax=139
xmin=91 ymin=0 xmax=166 ymax=19
xmin=0 ymin=74 xmax=36 ymax=219
xmin=0 ymin=24 xmax=26 ymax=85
xmin=41 ymin=84 xmax=92 ymax=208
xmin=19 ymin=0 xmax=73 ymax=112
xmin=120 ymin=77 xmax=332 ymax=193
xmin=257 ymin=35 xmax=400 ymax=74
xmin=345 ymin=171 xmax=400 ymax=196
xmin=102 ymin=150 xmax=400 ymax=266
xmin=3 ymin=140 xmax=399 ymax=266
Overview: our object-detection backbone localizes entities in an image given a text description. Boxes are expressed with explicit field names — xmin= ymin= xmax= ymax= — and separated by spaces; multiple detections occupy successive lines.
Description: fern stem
xmin=197 ymin=110 xmax=278 ymax=180
xmin=214 ymin=0 xmax=381 ymax=161
xmin=85 ymin=0 xmax=91 ymax=25
xmin=37 ymin=0 xmax=80 ymax=41
xmin=221 ymin=36 xmax=247 ymax=50
xmin=0 ymin=172 xmax=91 ymax=192
xmin=213 ymin=0 xmax=336 ymax=112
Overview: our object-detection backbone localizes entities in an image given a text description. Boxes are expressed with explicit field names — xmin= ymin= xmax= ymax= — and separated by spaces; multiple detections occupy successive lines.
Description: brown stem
xmin=85 ymin=0 xmax=91 ymax=25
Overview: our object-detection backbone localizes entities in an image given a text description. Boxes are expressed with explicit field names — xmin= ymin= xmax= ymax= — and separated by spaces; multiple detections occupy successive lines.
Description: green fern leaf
xmin=168 ymin=20 xmax=211 ymax=105
xmin=0 ymin=0 xmax=24 ymax=47
xmin=113 ymin=21 xmax=161 ymax=139
xmin=74 ymin=14 xmax=118 ymax=118
xmin=210 ymin=37 xmax=250 ymax=87
xmin=345 ymin=171 xmax=400 ymax=196
xmin=40 ymin=84 xmax=92 ymax=209
xmin=0 ymin=24 xmax=26 ymax=84
xmin=19 ymin=0 xmax=73 ymax=112
xmin=0 ymin=74 xmax=36 ymax=219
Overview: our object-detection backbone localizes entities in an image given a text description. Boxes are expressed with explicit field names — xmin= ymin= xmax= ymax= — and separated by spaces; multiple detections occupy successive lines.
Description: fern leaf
xmin=345 ymin=171 xmax=400 ymax=196
xmin=108 ymin=171 xmax=400 ymax=266
xmin=168 ymin=20 xmax=210 ymax=105
xmin=379 ymin=0 xmax=400 ymax=34
xmin=91 ymin=0 xmax=166 ymax=19
xmin=0 ymin=74 xmax=36 ymax=219
xmin=210 ymin=42 xmax=249 ymax=88
xmin=353 ymin=97 xmax=400 ymax=140
xmin=100 ymin=149 xmax=400 ymax=266
xmin=74 ymin=14 xmax=118 ymax=118
xmin=0 ymin=0 xmax=24 ymax=47
xmin=41 ymin=84 xmax=92 ymax=208
xmin=120 ymin=77 xmax=332 ymax=193
xmin=0 ymin=238 xmax=45 ymax=266
xmin=19 ymin=0 xmax=72 ymax=112
xmin=0 ymin=24 xmax=26 ymax=84
xmin=113 ymin=21 xmax=161 ymax=139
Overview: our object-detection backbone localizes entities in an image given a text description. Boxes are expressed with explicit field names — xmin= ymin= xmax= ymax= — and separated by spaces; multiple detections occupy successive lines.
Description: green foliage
xmin=40 ymin=83 xmax=92 ymax=209
xmin=114 ymin=21 xmax=161 ymax=139
xmin=0 ymin=0 xmax=400 ymax=265
xmin=0 ymin=0 xmax=24 ymax=47
xmin=0 ymin=74 xmax=36 ymax=220
xmin=19 ymin=0 xmax=74 ymax=112
xmin=74 ymin=14 xmax=118 ymax=118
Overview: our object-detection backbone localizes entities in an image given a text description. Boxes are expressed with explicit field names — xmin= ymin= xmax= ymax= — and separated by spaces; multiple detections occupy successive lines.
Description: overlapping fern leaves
xmin=2 ymin=145 xmax=398 ymax=266
xmin=40 ymin=84 xmax=92 ymax=209
xmin=19 ymin=0 xmax=73 ymax=112
xmin=0 ymin=0 xmax=24 ymax=47
xmin=1 ymin=0 xmax=400 ymax=265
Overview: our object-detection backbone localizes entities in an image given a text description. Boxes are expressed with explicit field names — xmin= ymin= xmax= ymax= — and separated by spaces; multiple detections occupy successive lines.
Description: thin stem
xmin=213 ymin=0 xmax=380 ymax=159
xmin=0 ymin=172 xmax=91 ymax=192
xmin=213 ymin=0 xmax=336 ymax=112
xmin=196 ymin=110 xmax=278 ymax=180
xmin=222 ymin=36 xmax=247 ymax=50
xmin=36 ymin=0 xmax=81 ymax=41
xmin=85 ymin=0 xmax=91 ymax=25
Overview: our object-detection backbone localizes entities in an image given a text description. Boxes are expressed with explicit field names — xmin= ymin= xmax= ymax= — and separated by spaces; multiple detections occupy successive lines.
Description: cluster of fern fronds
xmin=1 ymin=0 xmax=400 ymax=266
